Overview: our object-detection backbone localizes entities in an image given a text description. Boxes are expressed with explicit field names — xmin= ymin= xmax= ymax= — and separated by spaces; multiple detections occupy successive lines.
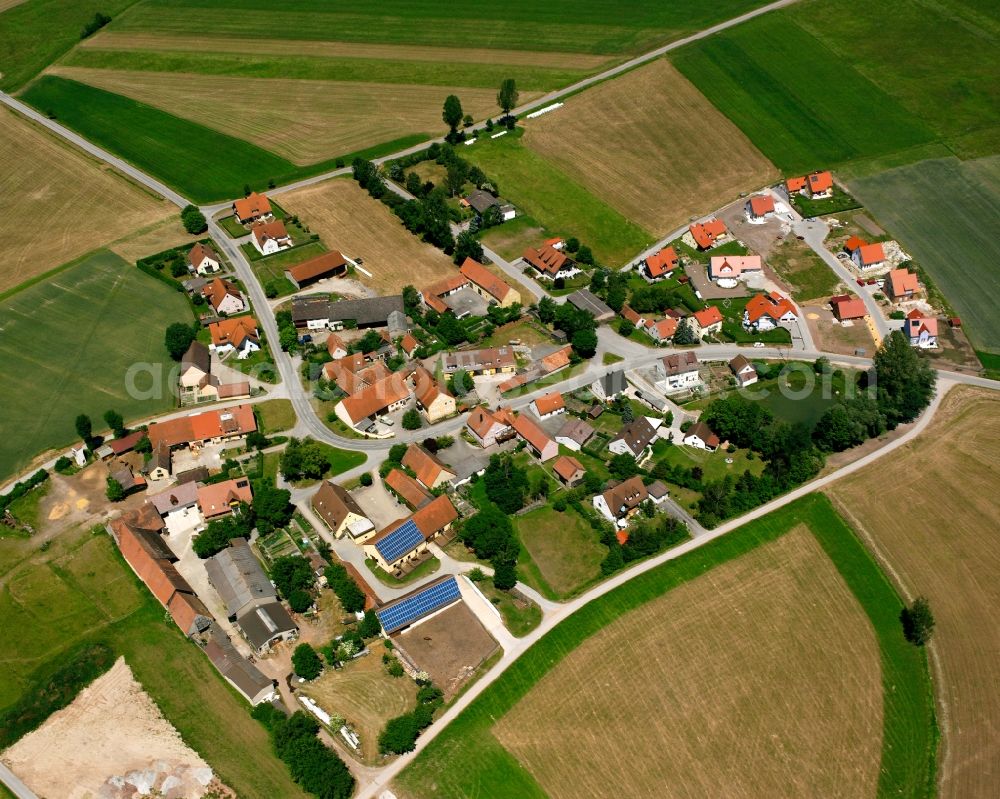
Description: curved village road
xmin=355 ymin=376 xmax=955 ymax=799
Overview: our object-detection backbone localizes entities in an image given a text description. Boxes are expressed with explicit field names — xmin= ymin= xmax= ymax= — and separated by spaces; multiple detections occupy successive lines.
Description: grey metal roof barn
xmin=567 ymin=289 xmax=614 ymax=322
xmin=204 ymin=537 xmax=276 ymax=618
xmin=327 ymin=295 xmax=405 ymax=327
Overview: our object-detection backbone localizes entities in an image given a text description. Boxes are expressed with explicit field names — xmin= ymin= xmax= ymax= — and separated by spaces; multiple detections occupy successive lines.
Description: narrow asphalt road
xmin=0 ymin=763 xmax=38 ymax=799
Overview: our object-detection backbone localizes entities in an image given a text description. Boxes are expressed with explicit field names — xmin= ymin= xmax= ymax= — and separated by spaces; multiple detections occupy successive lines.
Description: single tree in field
xmin=442 ymin=94 xmax=464 ymax=140
xmin=180 ymin=204 xmax=207 ymax=234
xmin=75 ymin=414 xmax=92 ymax=443
xmin=497 ymin=78 xmax=519 ymax=119
xmin=901 ymin=596 xmax=935 ymax=645
xmin=291 ymin=643 xmax=323 ymax=680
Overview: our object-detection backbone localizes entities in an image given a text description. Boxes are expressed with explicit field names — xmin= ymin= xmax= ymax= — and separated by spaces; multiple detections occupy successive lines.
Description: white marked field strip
xmin=344 ymin=255 xmax=373 ymax=278
xmin=526 ymin=102 xmax=563 ymax=119
xmin=491 ymin=130 xmax=507 ymax=139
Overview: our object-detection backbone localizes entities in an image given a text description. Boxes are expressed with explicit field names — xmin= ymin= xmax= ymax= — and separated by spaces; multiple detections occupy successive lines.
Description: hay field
xmin=848 ymin=156 xmax=1000 ymax=354
xmin=50 ymin=67 xmax=517 ymax=166
xmin=494 ymin=529 xmax=882 ymax=799
xmin=300 ymin=638 xmax=416 ymax=765
xmin=0 ymin=105 xmax=172 ymax=294
xmin=525 ymin=59 xmax=777 ymax=236
xmin=278 ymin=179 xmax=458 ymax=294
xmin=828 ymin=386 xmax=1000 ymax=799
xmin=0 ymin=250 xmax=191 ymax=482
xmin=82 ymin=31 xmax=613 ymax=70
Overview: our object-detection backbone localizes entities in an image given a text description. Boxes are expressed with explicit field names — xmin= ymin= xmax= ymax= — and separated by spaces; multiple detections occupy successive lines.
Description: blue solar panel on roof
xmin=376 ymin=577 xmax=461 ymax=633
xmin=374 ymin=518 xmax=423 ymax=564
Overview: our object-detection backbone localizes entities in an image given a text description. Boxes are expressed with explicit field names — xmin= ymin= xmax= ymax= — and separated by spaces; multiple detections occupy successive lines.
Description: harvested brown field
xmin=827 ymin=385 xmax=1000 ymax=799
xmin=300 ymin=638 xmax=416 ymax=765
xmin=2 ymin=657 xmax=230 ymax=798
xmin=396 ymin=601 xmax=499 ymax=700
xmin=108 ymin=216 xmax=199 ymax=264
xmin=51 ymin=67 xmax=527 ymax=165
xmin=524 ymin=59 xmax=778 ymax=235
xmin=0 ymin=0 xmax=27 ymax=11
xmin=494 ymin=529 xmax=882 ymax=799
xmin=0 ymin=105 xmax=172 ymax=293
xmin=81 ymin=32 xmax=612 ymax=70
xmin=278 ymin=178 xmax=458 ymax=294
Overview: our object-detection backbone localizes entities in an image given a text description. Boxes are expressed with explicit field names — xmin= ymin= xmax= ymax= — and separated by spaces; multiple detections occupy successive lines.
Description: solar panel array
xmin=374 ymin=518 xmax=424 ymax=564
xmin=376 ymin=577 xmax=461 ymax=634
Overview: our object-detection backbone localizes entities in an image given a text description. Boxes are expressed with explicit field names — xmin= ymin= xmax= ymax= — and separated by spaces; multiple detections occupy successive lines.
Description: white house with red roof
xmin=885 ymin=268 xmax=920 ymax=301
xmin=904 ymin=310 xmax=938 ymax=348
xmin=687 ymin=219 xmax=728 ymax=250
xmin=250 ymin=220 xmax=292 ymax=256
xmin=745 ymin=194 xmax=776 ymax=223
xmin=852 ymin=242 xmax=887 ymax=271
xmin=647 ymin=317 xmax=678 ymax=344
xmin=743 ymin=292 xmax=798 ymax=331
xmin=188 ymin=242 xmax=222 ymax=275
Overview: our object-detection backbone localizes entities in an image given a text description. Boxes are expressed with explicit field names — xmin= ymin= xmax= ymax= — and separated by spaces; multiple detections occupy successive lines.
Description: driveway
xmin=352 ymin=479 xmax=408 ymax=530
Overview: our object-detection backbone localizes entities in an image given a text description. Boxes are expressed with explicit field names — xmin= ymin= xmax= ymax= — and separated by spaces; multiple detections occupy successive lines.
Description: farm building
xmin=459 ymin=258 xmax=520 ymax=307
xmin=312 ymin=480 xmax=374 ymax=540
xmin=510 ymin=412 xmax=558 ymax=462
xmin=335 ymin=374 xmax=412 ymax=429
xmin=375 ymin=575 xmax=463 ymax=635
xmin=464 ymin=190 xmax=516 ymax=222
xmin=567 ymin=289 xmax=615 ymax=323
xmin=284 ymin=251 xmax=348 ymax=290
xmin=385 ymin=469 xmax=432 ymax=511
xmin=148 ymin=404 xmax=257 ymax=452
xmin=196 ymin=477 xmax=253 ymax=521
xmin=205 ymin=627 xmax=277 ymax=705
xmin=402 ymin=444 xmax=456 ymax=489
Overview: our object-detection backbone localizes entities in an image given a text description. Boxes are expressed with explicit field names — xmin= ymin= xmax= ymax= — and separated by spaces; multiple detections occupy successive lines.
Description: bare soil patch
xmin=279 ymin=178 xmax=458 ymax=294
xmin=805 ymin=302 xmax=876 ymax=357
xmin=2 ymin=657 xmax=230 ymax=798
xmin=0 ymin=105 xmax=172 ymax=293
xmin=494 ymin=529 xmax=882 ymax=799
xmin=827 ymin=386 xmax=1000 ymax=799
xmin=524 ymin=59 xmax=777 ymax=236
xmin=51 ymin=67 xmax=513 ymax=166
xmin=82 ymin=32 xmax=612 ymax=70
xmin=395 ymin=602 xmax=499 ymax=700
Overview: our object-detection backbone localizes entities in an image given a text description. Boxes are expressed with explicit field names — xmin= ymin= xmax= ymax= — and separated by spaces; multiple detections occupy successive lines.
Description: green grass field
xmin=848 ymin=155 xmax=1000 ymax=354
xmin=0 ymin=524 xmax=309 ymax=798
xmin=106 ymin=0 xmax=772 ymax=55
xmin=0 ymin=0 xmax=138 ymax=91
xmin=254 ymin=399 xmax=296 ymax=433
xmin=394 ymin=494 xmax=937 ymax=799
xmin=0 ymin=249 xmax=191 ymax=482
xmin=515 ymin=505 xmax=607 ymax=598
xmin=671 ymin=14 xmax=936 ymax=174
xmin=464 ymin=132 xmax=652 ymax=265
